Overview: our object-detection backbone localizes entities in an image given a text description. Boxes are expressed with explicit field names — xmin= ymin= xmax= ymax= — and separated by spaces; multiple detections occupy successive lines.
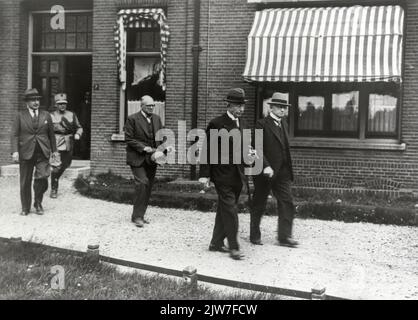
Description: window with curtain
xmin=260 ymin=82 xmax=399 ymax=139
xmin=125 ymin=27 xmax=165 ymax=122
xmin=114 ymin=8 xmax=169 ymax=127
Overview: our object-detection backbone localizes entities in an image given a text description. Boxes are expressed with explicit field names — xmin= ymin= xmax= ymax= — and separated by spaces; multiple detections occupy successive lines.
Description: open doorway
xmin=66 ymin=56 xmax=92 ymax=160
xmin=32 ymin=55 xmax=92 ymax=160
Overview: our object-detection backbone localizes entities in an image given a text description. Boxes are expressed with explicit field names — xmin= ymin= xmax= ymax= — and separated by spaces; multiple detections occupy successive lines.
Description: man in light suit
xmin=50 ymin=93 xmax=83 ymax=199
xmin=11 ymin=88 xmax=58 ymax=215
xmin=250 ymin=92 xmax=299 ymax=248
xmin=124 ymin=95 xmax=164 ymax=228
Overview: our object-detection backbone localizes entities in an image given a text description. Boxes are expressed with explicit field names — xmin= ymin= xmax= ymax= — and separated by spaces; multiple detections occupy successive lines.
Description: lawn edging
xmin=74 ymin=175 xmax=418 ymax=227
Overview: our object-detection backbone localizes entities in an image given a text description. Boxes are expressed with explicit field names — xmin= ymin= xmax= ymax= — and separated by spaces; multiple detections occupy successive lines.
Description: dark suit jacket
xmin=11 ymin=109 xmax=57 ymax=160
xmin=199 ymin=113 xmax=247 ymax=186
xmin=124 ymin=111 xmax=163 ymax=167
xmin=254 ymin=115 xmax=294 ymax=181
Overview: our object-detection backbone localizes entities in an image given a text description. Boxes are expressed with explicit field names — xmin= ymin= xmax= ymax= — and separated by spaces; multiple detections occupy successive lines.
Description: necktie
xmin=274 ymin=119 xmax=281 ymax=128
xmin=32 ymin=110 xmax=39 ymax=129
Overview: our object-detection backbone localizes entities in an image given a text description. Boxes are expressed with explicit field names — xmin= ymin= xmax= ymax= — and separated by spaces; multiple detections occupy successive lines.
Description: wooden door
xmin=32 ymin=56 xmax=65 ymax=111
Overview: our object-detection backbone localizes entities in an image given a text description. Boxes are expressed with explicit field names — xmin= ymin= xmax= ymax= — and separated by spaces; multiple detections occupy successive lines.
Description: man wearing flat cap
xmin=250 ymin=92 xmax=299 ymax=248
xmin=199 ymin=88 xmax=252 ymax=260
xmin=50 ymin=93 xmax=83 ymax=199
xmin=124 ymin=95 xmax=167 ymax=228
xmin=11 ymin=88 xmax=58 ymax=215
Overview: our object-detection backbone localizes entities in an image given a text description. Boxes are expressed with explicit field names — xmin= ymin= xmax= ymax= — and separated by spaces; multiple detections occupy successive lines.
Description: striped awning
xmin=243 ymin=5 xmax=404 ymax=82
xmin=114 ymin=8 xmax=170 ymax=90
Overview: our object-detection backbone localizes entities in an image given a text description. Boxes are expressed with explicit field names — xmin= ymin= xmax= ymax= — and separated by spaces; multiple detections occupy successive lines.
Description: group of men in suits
xmin=11 ymin=88 xmax=83 ymax=215
xmin=125 ymin=88 xmax=299 ymax=261
xmin=198 ymin=88 xmax=299 ymax=260
xmin=11 ymin=87 xmax=297 ymax=261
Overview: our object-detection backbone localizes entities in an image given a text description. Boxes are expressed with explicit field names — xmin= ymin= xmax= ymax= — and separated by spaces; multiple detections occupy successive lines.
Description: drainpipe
xmin=191 ymin=0 xmax=202 ymax=180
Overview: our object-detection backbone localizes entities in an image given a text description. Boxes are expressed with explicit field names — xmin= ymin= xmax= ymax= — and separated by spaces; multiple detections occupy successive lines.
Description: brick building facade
xmin=1 ymin=0 xmax=418 ymax=193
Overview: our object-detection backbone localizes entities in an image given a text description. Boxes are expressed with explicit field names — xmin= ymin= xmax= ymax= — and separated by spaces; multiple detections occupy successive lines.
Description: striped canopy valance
xmin=243 ymin=5 xmax=404 ymax=83
xmin=114 ymin=8 xmax=170 ymax=90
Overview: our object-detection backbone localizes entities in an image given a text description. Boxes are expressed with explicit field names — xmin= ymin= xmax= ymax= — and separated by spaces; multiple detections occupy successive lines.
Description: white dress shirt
xmin=27 ymin=107 xmax=38 ymax=118
xmin=141 ymin=110 xmax=152 ymax=124
xmin=269 ymin=113 xmax=282 ymax=127
xmin=227 ymin=111 xmax=240 ymax=128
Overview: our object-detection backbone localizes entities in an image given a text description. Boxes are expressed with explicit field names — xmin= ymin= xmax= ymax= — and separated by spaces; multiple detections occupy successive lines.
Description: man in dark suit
xmin=124 ymin=95 xmax=164 ymax=228
xmin=11 ymin=88 xmax=58 ymax=215
xmin=199 ymin=88 xmax=251 ymax=260
xmin=250 ymin=92 xmax=299 ymax=248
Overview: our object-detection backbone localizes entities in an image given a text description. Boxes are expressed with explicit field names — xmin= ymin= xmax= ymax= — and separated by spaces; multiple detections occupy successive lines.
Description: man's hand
xmin=263 ymin=166 xmax=274 ymax=178
xmin=166 ymin=145 xmax=176 ymax=153
xmin=144 ymin=147 xmax=155 ymax=154
xmin=12 ymin=152 xmax=19 ymax=163
xmin=74 ymin=133 xmax=81 ymax=141
xmin=247 ymin=145 xmax=259 ymax=163
xmin=199 ymin=177 xmax=210 ymax=188
xmin=51 ymin=152 xmax=60 ymax=162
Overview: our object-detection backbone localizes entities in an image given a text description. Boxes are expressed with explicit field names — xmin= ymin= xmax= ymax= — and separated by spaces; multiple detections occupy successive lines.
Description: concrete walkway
xmin=0 ymin=176 xmax=417 ymax=300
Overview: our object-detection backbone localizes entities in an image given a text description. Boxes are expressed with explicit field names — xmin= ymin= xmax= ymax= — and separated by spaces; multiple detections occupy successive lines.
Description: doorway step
xmin=0 ymin=160 xmax=90 ymax=179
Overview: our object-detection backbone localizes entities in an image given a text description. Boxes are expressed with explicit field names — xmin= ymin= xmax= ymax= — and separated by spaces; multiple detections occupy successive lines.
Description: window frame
xmin=32 ymin=12 xmax=93 ymax=53
xmin=258 ymin=81 xmax=401 ymax=141
xmin=124 ymin=27 xmax=162 ymax=121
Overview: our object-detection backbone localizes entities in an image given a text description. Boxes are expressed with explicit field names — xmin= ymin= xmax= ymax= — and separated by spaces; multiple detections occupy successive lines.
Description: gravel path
xmin=0 ymin=176 xmax=417 ymax=300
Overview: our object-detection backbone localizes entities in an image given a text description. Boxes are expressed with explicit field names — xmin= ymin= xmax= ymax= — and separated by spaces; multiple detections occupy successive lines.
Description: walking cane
xmin=245 ymin=145 xmax=259 ymax=208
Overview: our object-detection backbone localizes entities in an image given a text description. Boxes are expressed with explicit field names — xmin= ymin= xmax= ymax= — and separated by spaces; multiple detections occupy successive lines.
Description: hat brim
xmin=224 ymin=98 xmax=248 ymax=104
xmin=25 ymin=96 xmax=42 ymax=101
xmin=268 ymin=101 xmax=291 ymax=107
xmin=55 ymin=100 xmax=68 ymax=104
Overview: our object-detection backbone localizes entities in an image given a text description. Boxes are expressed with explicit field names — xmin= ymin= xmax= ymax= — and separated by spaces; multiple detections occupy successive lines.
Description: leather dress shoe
xmin=50 ymin=189 xmax=58 ymax=199
xmin=250 ymin=239 xmax=263 ymax=245
xmin=143 ymin=219 xmax=150 ymax=224
xmin=20 ymin=210 xmax=29 ymax=216
xmin=279 ymin=238 xmax=299 ymax=248
xmin=230 ymin=249 xmax=245 ymax=260
xmin=34 ymin=203 xmax=44 ymax=215
xmin=209 ymin=244 xmax=229 ymax=253
xmin=132 ymin=218 xmax=144 ymax=228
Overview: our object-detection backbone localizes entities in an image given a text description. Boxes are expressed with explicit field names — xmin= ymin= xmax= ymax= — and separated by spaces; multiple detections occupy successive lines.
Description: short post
xmin=414 ymin=204 xmax=418 ymax=226
xmin=311 ymin=284 xmax=326 ymax=300
xmin=86 ymin=244 xmax=100 ymax=264
xmin=182 ymin=266 xmax=198 ymax=291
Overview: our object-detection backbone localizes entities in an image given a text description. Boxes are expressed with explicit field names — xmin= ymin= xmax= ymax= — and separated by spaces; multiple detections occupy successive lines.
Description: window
xmin=125 ymin=27 xmax=165 ymax=123
xmin=113 ymin=8 xmax=169 ymax=135
xmin=33 ymin=13 xmax=92 ymax=52
xmin=260 ymin=82 xmax=400 ymax=139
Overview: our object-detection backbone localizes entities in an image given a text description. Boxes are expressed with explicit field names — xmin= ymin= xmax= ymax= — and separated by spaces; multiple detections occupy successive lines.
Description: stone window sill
xmin=111 ymin=133 xmax=125 ymax=142
xmin=112 ymin=133 xmax=406 ymax=151
xmin=289 ymin=138 xmax=406 ymax=151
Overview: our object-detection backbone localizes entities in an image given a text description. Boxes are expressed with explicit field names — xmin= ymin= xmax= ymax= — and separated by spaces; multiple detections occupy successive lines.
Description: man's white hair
xmin=141 ymin=95 xmax=155 ymax=106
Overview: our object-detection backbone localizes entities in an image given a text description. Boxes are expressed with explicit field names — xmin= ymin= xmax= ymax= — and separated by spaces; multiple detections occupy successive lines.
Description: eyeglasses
xmin=145 ymin=104 xmax=155 ymax=107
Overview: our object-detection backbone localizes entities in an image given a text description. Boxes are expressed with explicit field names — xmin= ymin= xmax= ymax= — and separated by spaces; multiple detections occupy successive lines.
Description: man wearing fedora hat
xmin=250 ymin=92 xmax=299 ymax=248
xmin=49 ymin=92 xmax=83 ymax=199
xmin=199 ymin=88 xmax=250 ymax=260
xmin=11 ymin=88 xmax=58 ymax=215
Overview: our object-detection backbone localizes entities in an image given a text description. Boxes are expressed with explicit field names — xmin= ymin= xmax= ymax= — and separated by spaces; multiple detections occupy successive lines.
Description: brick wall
xmin=0 ymin=1 xmax=22 ymax=165
xmin=2 ymin=0 xmax=418 ymax=192
xmin=196 ymin=0 xmax=418 ymax=191
xmin=90 ymin=0 xmax=193 ymax=178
